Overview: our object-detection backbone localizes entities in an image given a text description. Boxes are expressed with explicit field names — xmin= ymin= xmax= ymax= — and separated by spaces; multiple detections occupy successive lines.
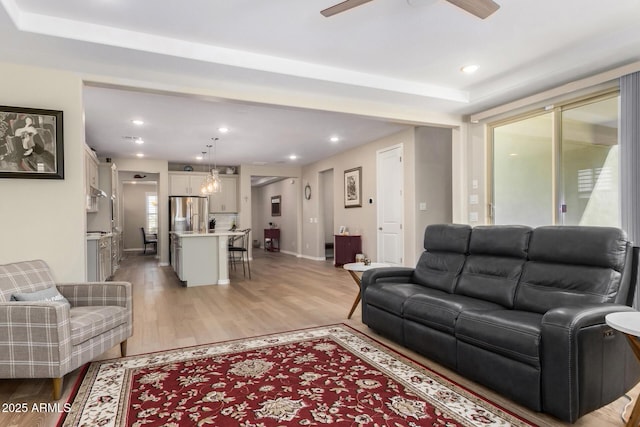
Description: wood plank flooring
xmin=0 ymin=250 xmax=635 ymax=426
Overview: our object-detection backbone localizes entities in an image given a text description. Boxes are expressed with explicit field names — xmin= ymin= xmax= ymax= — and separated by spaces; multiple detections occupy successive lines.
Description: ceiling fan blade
xmin=321 ymin=0 xmax=374 ymax=17
xmin=445 ymin=0 xmax=500 ymax=19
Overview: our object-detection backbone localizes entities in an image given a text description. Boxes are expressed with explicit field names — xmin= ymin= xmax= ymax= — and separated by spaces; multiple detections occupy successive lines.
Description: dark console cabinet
xmin=334 ymin=235 xmax=362 ymax=267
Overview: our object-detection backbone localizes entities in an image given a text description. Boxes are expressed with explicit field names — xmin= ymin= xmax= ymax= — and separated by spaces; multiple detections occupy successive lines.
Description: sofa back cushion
xmin=413 ymin=224 xmax=471 ymax=293
xmin=456 ymin=225 xmax=532 ymax=308
xmin=514 ymin=226 xmax=629 ymax=313
xmin=0 ymin=260 xmax=55 ymax=302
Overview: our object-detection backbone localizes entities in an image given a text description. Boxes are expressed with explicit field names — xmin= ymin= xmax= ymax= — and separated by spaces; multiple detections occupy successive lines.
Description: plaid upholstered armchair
xmin=0 ymin=259 xmax=132 ymax=399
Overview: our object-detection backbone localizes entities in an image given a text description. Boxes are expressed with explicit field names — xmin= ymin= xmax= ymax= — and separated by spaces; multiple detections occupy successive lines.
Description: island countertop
xmin=171 ymin=230 xmax=244 ymax=238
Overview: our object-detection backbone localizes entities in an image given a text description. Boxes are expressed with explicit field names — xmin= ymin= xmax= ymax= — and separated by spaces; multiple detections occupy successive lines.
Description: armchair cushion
xmin=11 ymin=286 xmax=70 ymax=306
xmin=70 ymin=306 xmax=129 ymax=346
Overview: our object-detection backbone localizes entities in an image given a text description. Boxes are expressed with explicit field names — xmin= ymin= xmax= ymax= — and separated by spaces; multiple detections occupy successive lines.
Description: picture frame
xmin=344 ymin=166 xmax=362 ymax=208
xmin=0 ymin=106 xmax=64 ymax=179
xmin=271 ymin=195 xmax=281 ymax=216
xmin=338 ymin=225 xmax=346 ymax=235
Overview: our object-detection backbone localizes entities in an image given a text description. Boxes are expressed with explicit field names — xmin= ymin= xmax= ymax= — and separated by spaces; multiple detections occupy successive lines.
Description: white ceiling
xmin=1 ymin=0 xmax=639 ymax=165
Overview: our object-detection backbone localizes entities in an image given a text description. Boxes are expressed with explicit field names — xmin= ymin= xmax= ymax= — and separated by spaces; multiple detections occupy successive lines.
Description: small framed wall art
xmin=344 ymin=166 xmax=362 ymax=208
xmin=0 ymin=106 xmax=64 ymax=179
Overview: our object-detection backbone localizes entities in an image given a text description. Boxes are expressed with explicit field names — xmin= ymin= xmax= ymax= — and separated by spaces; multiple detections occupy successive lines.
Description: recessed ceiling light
xmin=289 ymin=155 xmax=298 ymax=160
xmin=136 ymin=153 xmax=144 ymax=158
xmin=196 ymin=155 xmax=203 ymax=160
xmin=218 ymin=127 xmax=229 ymax=133
xmin=132 ymin=119 xmax=144 ymax=126
xmin=330 ymin=136 xmax=340 ymax=143
xmin=509 ymin=153 xmax=518 ymax=157
xmin=461 ymin=64 xmax=479 ymax=74
xmin=134 ymin=138 xmax=144 ymax=144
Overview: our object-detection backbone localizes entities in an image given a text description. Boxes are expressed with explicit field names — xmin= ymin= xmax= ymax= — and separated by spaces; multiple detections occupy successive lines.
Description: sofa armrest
xmin=0 ymin=302 xmax=72 ymax=379
xmin=540 ymin=303 xmax=638 ymax=422
xmin=361 ymin=267 xmax=414 ymax=323
xmin=361 ymin=267 xmax=414 ymax=293
xmin=57 ymin=281 xmax=132 ymax=309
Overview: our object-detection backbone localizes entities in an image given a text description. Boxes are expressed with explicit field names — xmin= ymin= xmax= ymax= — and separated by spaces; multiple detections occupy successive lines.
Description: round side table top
xmin=343 ymin=262 xmax=390 ymax=272
xmin=605 ymin=312 xmax=640 ymax=337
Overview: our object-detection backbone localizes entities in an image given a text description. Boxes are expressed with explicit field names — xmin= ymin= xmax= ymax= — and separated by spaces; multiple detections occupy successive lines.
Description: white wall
xmin=0 ymin=62 xmax=86 ymax=281
xmin=414 ymin=126 xmax=453 ymax=260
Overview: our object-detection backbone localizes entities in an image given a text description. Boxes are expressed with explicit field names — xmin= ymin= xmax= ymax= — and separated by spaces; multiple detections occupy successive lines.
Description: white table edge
xmin=605 ymin=312 xmax=640 ymax=337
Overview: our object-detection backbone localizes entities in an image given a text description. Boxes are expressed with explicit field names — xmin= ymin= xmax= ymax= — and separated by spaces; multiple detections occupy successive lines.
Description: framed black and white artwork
xmin=0 ymin=106 xmax=64 ymax=179
xmin=344 ymin=167 xmax=362 ymax=208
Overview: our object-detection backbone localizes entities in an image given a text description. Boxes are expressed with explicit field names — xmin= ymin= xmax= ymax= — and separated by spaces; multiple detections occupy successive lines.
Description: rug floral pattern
xmin=61 ymin=326 xmax=535 ymax=427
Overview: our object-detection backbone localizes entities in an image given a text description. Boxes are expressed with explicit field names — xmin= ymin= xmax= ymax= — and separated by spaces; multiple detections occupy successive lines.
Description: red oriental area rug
xmin=59 ymin=325 xmax=536 ymax=426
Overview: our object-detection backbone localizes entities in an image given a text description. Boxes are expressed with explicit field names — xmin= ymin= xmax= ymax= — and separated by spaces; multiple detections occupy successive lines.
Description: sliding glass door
xmin=490 ymin=92 xmax=619 ymax=227
xmin=493 ymin=113 xmax=554 ymax=226
xmin=561 ymin=96 xmax=619 ymax=226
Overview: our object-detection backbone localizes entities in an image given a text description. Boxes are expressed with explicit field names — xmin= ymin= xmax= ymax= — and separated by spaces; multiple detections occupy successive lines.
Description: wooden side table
xmin=334 ymin=235 xmax=361 ymax=267
xmin=264 ymin=228 xmax=280 ymax=252
xmin=343 ymin=262 xmax=389 ymax=319
xmin=605 ymin=312 xmax=640 ymax=427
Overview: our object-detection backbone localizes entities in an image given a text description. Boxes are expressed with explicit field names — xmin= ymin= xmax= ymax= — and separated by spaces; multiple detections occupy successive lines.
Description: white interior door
xmin=377 ymin=145 xmax=404 ymax=265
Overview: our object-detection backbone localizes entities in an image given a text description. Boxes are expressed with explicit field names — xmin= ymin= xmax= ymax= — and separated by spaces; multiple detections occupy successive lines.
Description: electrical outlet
xmin=469 ymin=212 xmax=479 ymax=222
xmin=469 ymin=194 xmax=479 ymax=205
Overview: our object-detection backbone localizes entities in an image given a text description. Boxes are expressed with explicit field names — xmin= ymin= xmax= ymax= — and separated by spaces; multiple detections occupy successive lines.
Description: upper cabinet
xmin=169 ymin=172 xmax=238 ymax=212
xmin=84 ymin=146 xmax=99 ymax=212
xmin=209 ymin=176 xmax=238 ymax=213
xmin=169 ymin=172 xmax=207 ymax=196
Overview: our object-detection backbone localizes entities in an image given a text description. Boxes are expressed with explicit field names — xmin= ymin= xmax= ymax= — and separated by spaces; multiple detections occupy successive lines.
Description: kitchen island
xmin=170 ymin=231 xmax=244 ymax=286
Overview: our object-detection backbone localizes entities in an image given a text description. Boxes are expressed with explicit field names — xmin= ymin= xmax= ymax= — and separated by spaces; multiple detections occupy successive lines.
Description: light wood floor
xmin=0 ymin=251 xmax=636 ymax=426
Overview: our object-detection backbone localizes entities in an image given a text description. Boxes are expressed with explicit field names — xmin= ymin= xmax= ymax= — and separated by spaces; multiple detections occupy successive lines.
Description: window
xmin=490 ymin=92 xmax=619 ymax=226
xmin=146 ymin=192 xmax=158 ymax=234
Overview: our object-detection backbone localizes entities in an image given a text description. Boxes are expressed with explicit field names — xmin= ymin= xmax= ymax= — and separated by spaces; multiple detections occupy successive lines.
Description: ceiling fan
xmin=321 ymin=0 xmax=500 ymax=19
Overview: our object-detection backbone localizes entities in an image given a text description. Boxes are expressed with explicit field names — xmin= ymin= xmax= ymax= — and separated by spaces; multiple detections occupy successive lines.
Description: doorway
xmin=377 ymin=145 xmax=404 ymax=265
xmin=120 ymin=173 xmax=159 ymax=253
xmin=319 ymin=169 xmax=334 ymax=259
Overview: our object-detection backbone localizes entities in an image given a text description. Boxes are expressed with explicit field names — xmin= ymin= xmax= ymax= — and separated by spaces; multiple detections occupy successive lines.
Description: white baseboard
xmin=299 ymin=254 xmax=327 ymax=261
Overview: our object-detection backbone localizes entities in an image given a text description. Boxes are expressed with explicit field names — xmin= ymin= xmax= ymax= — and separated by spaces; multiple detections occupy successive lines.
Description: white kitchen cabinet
xmin=87 ymin=235 xmax=112 ymax=281
xmin=209 ymin=176 xmax=238 ymax=212
xmin=169 ymin=172 xmax=207 ymax=196
xmin=84 ymin=147 xmax=99 ymax=212
xmin=87 ymin=162 xmax=119 ymax=231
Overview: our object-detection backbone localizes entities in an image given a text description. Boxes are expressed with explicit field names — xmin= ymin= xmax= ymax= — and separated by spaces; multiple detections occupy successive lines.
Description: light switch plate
xmin=419 ymin=202 xmax=427 ymax=211
xmin=469 ymin=194 xmax=479 ymax=205
xmin=469 ymin=212 xmax=479 ymax=222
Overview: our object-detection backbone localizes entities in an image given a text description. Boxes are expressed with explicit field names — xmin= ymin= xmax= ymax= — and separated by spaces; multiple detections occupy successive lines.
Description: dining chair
xmin=228 ymin=229 xmax=251 ymax=279
xmin=140 ymin=227 xmax=158 ymax=254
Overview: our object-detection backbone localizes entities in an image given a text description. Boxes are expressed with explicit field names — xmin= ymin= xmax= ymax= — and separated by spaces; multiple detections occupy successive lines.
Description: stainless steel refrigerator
xmin=169 ymin=196 xmax=209 ymax=233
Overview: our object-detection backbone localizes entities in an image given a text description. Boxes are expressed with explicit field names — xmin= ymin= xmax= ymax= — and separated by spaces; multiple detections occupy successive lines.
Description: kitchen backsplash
xmin=209 ymin=213 xmax=238 ymax=230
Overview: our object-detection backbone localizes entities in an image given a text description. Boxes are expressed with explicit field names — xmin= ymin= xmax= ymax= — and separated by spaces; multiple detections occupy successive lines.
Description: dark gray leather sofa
xmin=361 ymin=224 xmax=640 ymax=422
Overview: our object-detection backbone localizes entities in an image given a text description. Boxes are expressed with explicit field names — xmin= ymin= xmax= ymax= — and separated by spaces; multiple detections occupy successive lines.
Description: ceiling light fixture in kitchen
xmin=200 ymin=138 xmax=222 ymax=195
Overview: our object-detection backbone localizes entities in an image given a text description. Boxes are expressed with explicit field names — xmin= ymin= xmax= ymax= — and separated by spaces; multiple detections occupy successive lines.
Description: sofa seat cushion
xmin=365 ymin=282 xmax=432 ymax=315
xmin=456 ymin=310 xmax=543 ymax=367
xmin=404 ymin=290 xmax=503 ymax=335
xmin=69 ymin=306 xmax=128 ymax=346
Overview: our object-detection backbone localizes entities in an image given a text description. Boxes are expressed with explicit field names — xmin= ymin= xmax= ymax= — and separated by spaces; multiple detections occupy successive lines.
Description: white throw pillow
xmin=11 ymin=287 xmax=70 ymax=306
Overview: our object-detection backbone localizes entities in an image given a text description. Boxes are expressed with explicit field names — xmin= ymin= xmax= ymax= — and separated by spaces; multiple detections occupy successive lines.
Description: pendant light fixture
xmin=200 ymin=138 xmax=222 ymax=195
